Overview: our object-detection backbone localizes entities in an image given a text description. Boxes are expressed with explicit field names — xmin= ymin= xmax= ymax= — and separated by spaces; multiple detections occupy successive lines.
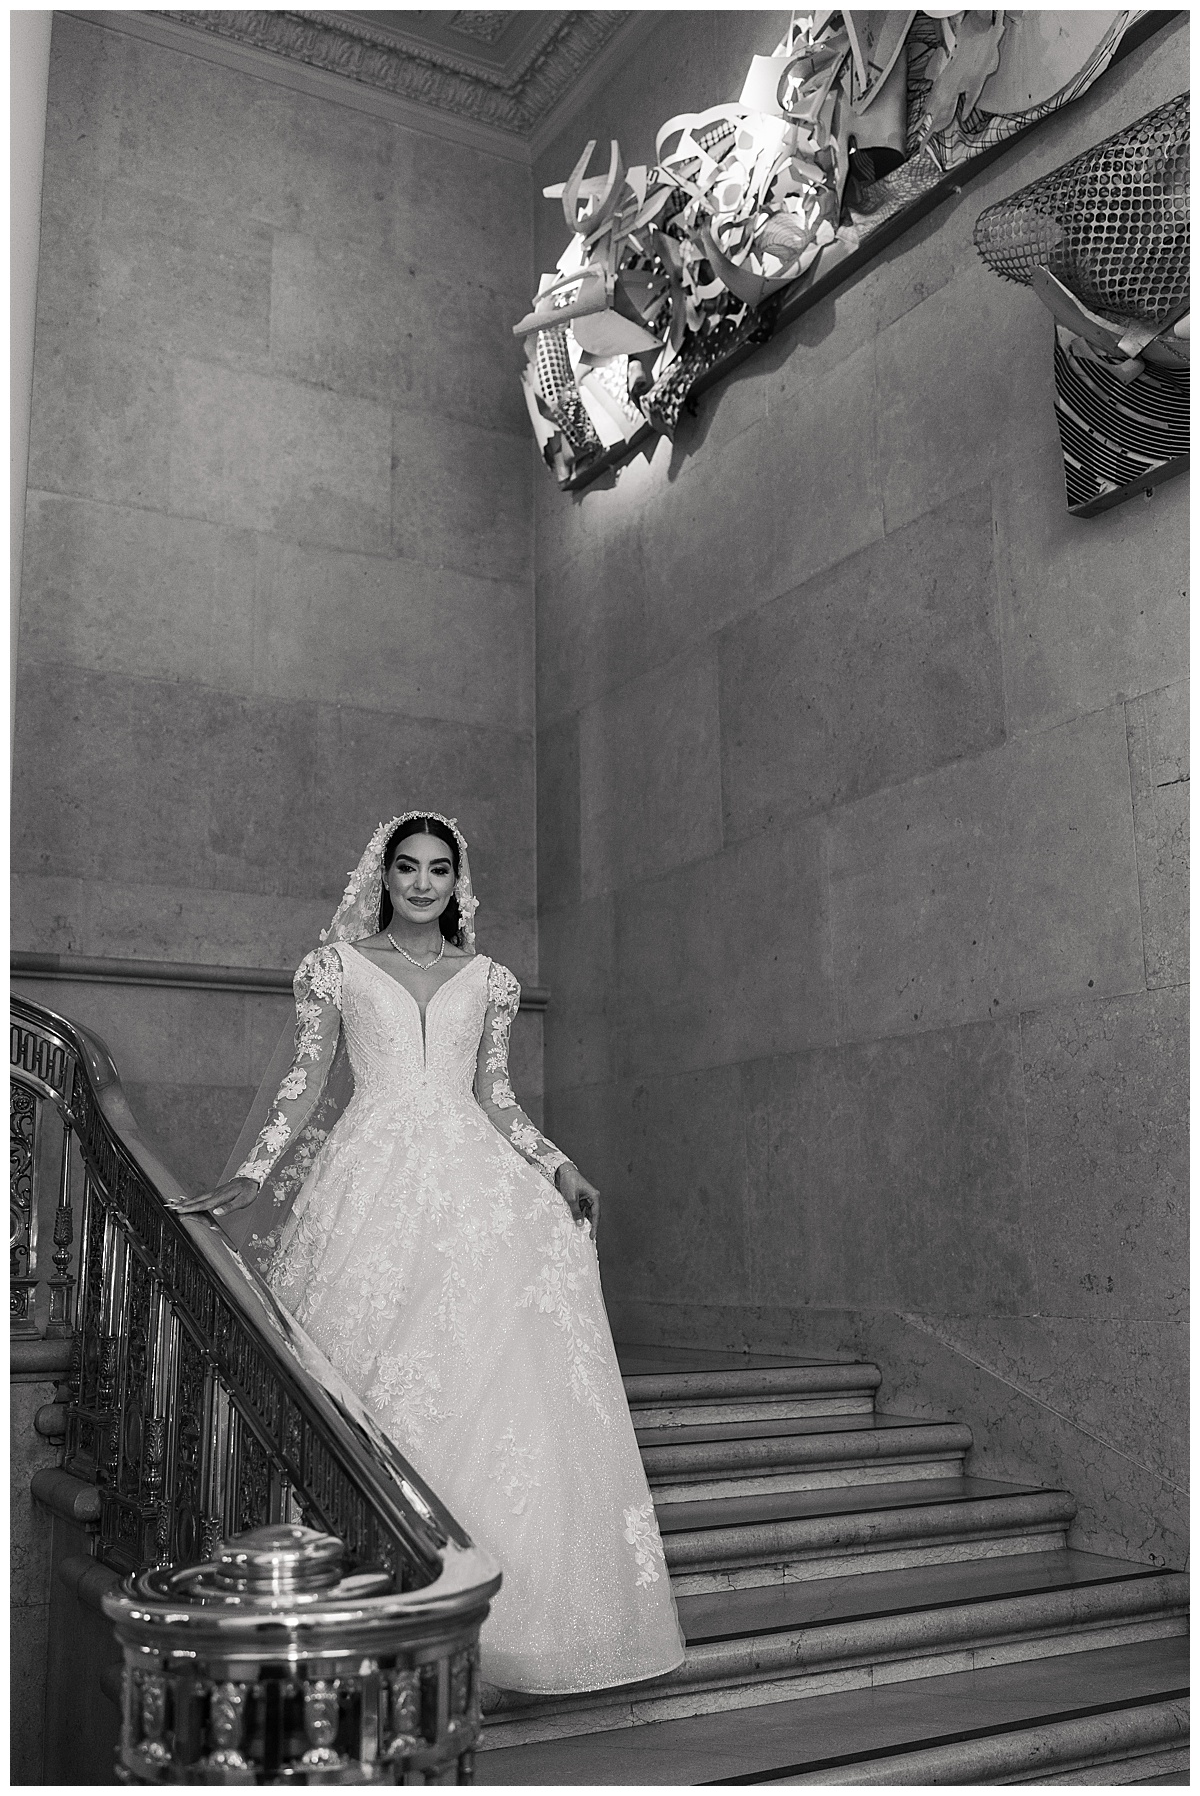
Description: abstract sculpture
xmin=517 ymin=10 xmax=1149 ymax=489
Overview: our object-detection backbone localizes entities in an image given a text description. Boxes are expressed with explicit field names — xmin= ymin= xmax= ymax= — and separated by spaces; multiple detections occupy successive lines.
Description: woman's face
xmin=385 ymin=832 xmax=456 ymax=928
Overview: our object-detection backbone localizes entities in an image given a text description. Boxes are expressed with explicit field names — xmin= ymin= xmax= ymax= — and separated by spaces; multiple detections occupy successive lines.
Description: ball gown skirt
xmin=261 ymin=942 xmax=685 ymax=1694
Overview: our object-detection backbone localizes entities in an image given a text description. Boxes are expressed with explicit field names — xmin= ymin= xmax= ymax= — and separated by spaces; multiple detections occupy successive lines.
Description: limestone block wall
xmin=10 ymin=1371 xmax=65 ymax=1784
xmin=13 ymin=16 xmax=539 ymax=1190
xmin=533 ymin=15 xmax=1189 ymax=1566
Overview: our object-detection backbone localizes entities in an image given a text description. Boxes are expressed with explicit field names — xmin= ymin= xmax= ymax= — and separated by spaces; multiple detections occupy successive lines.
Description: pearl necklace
xmin=387 ymin=930 xmax=445 ymax=970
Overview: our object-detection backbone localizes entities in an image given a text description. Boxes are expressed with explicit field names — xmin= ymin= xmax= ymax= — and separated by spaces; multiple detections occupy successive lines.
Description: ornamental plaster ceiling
xmin=158 ymin=9 xmax=644 ymax=147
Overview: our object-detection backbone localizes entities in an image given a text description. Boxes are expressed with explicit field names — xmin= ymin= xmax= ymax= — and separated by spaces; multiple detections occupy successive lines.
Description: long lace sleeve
xmin=476 ymin=961 xmax=570 ymax=1184
xmin=235 ymin=946 xmax=343 ymax=1187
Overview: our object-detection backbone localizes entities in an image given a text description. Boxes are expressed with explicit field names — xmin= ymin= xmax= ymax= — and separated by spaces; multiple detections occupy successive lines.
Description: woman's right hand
xmin=164 ymin=1177 xmax=260 ymax=1218
xmin=554 ymin=1162 xmax=601 ymax=1241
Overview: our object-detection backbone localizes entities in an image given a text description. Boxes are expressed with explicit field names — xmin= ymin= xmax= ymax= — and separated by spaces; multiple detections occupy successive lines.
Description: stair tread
xmin=618 ymin=1345 xmax=862 ymax=1375
xmin=655 ymin=1475 xmax=1069 ymax=1535
xmin=676 ymin=1549 xmax=1183 ymax=1645
xmin=477 ymin=1637 xmax=1189 ymax=1785
xmin=638 ymin=1412 xmax=961 ymax=1448
xmin=624 ymin=1366 xmax=882 ymax=1404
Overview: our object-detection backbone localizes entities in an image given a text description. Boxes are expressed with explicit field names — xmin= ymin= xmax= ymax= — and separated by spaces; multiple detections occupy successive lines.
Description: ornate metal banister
xmin=12 ymin=994 xmax=500 ymax=1777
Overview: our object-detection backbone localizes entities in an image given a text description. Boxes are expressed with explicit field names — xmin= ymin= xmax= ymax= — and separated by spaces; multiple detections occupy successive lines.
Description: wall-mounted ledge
xmin=11 ymin=951 xmax=549 ymax=1012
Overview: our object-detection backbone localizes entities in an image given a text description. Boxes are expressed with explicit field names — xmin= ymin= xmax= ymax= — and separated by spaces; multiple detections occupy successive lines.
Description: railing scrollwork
xmin=11 ymin=1009 xmax=79 ymax=1337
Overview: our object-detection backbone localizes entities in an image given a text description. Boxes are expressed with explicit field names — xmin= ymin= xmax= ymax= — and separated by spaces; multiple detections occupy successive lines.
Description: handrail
xmin=11 ymin=994 xmax=500 ymax=1613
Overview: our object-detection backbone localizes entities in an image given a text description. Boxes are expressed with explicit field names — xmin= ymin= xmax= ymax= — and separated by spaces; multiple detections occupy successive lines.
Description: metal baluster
xmin=10 ymin=1079 xmax=40 ymax=1336
xmin=101 ymin=1224 xmax=139 ymax=1563
xmin=170 ymin=1316 xmax=207 ymax=1565
xmin=120 ymin=1251 xmax=151 ymax=1502
xmin=97 ymin=1214 xmax=128 ymax=1492
xmin=147 ymin=1281 xmax=173 ymax=1565
xmin=204 ymin=1376 xmax=234 ymax=1554
xmin=67 ymin=1168 xmax=107 ymax=1476
xmin=232 ymin=1414 xmax=273 ymax=1536
xmin=75 ymin=1170 xmax=102 ymax=1380
xmin=45 ymin=1110 xmax=77 ymax=1337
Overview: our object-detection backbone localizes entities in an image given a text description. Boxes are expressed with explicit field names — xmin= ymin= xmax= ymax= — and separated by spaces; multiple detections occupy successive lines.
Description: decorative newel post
xmin=102 ymin=1524 xmax=490 ymax=1784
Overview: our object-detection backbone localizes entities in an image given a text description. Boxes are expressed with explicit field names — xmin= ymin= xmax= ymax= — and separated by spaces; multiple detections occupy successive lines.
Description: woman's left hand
xmin=555 ymin=1162 xmax=601 ymax=1240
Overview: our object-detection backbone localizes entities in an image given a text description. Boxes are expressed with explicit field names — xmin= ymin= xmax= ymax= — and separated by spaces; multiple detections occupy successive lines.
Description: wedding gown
xmin=234 ymin=939 xmax=685 ymax=1694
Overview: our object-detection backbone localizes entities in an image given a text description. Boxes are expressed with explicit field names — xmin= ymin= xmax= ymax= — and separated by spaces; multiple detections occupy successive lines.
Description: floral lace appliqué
xmin=623 ymin=1500 xmax=667 ymax=1588
xmin=301 ymin=945 xmax=343 ymax=1007
xmin=508 ymin=1116 xmax=567 ymax=1181
xmin=484 ymin=962 xmax=520 ymax=1073
xmin=489 ymin=1427 xmax=540 ymax=1516
xmin=475 ymin=962 xmax=570 ymax=1184
xmin=235 ymin=947 xmax=342 ymax=1186
xmin=366 ymin=1347 xmax=445 ymax=1454
xmin=518 ymin=1211 xmax=610 ymax=1422
xmin=509 ymin=1117 xmax=542 ymax=1157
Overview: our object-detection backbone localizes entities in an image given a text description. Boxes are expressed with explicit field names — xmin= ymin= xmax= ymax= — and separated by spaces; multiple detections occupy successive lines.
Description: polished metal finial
xmin=208 ymin=1522 xmax=347 ymax=1595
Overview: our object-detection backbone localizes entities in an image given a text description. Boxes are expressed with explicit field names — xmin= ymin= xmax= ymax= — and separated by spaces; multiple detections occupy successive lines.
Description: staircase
xmin=477 ymin=1347 xmax=1189 ymax=1786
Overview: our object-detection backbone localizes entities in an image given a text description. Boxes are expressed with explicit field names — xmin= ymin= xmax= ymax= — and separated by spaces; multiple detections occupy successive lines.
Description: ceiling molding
xmin=69 ymin=9 xmax=531 ymax=162
xmin=441 ymin=15 xmax=510 ymax=47
xmin=305 ymin=11 xmax=571 ymax=91
xmin=529 ymin=12 xmax=661 ymax=164
xmin=154 ymin=9 xmax=642 ymax=143
xmin=69 ymin=10 xmax=663 ymax=171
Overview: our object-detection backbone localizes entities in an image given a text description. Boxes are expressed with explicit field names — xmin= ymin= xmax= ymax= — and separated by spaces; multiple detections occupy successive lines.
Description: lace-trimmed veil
xmin=218 ymin=812 xmax=478 ymax=1264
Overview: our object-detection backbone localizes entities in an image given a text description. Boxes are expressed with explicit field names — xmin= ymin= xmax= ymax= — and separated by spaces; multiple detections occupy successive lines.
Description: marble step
xmin=638 ymin=1413 xmax=973 ymax=1501
xmin=623 ymin=1360 xmax=882 ymax=1428
xmin=476 ymin=1636 xmax=1188 ymax=1784
xmin=658 ymin=1476 xmax=1078 ymax=1593
xmin=617 ymin=1347 xmax=863 ymax=1377
xmin=480 ymin=1551 xmax=1188 ymax=1748
xmin=756 ymin=1701 xmax=1190 ymax=1784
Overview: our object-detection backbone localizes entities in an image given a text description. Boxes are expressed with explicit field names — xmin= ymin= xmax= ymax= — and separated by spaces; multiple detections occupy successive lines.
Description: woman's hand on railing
xmin=554 ymin=1162 xmax=601 ymax=1241
xmin=164 ymin=1177 xmax=261 ymax=1218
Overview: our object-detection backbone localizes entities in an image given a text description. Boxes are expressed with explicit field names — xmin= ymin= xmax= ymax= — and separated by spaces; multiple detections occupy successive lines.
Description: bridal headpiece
xmin=320 ymin=811 xmax=479 ymax=950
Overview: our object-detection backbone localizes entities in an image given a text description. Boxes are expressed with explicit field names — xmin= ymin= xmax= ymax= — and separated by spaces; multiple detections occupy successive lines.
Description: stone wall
xmin=533 ymin=14 xmax=1189 ymax=1566
xmin=13 ymin=16 xmax=540 ymax=1191
xmin=10 ymin=1368 xmax=65 ymax=1784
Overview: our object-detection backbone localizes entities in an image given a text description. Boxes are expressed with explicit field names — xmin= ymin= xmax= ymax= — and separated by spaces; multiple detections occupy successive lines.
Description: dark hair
xmin=379 ymin=817 xmax=463 ymax=942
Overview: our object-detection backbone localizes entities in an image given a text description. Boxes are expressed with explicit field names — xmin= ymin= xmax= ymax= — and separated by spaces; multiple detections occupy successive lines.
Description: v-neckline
xmin=346 ymin=943 xmax=482 ymax=1052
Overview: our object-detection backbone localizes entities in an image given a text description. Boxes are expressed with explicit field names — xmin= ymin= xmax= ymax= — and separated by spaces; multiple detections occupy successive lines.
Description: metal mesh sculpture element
xmin=975 ymin=95 xmax=1189 ymax=518
xmin=974 ymin=94 xmax=1189 ymax=326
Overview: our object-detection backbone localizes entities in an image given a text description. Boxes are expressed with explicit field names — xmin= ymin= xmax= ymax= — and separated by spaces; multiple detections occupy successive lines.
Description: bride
xmin=166 ymin=810 xmax=685 ymax=1694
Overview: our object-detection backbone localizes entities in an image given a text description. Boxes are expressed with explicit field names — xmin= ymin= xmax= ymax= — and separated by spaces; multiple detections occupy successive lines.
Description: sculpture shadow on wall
xmin=663 ymin=295 xmax=843 ymax=483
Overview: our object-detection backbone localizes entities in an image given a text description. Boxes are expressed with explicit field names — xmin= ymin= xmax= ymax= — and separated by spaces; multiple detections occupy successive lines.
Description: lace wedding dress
xmin=234 ymin=938 xmax=685 ymax=1694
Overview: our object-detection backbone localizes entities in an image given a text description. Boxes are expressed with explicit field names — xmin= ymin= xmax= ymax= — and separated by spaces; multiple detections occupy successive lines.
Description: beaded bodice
xmin=338 ymin=946 xmax=486 ymax=1109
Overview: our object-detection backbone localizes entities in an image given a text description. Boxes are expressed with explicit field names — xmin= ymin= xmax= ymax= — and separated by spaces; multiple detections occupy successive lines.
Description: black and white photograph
xmin=10 ymin=5 xmax=1189 ymax=1785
